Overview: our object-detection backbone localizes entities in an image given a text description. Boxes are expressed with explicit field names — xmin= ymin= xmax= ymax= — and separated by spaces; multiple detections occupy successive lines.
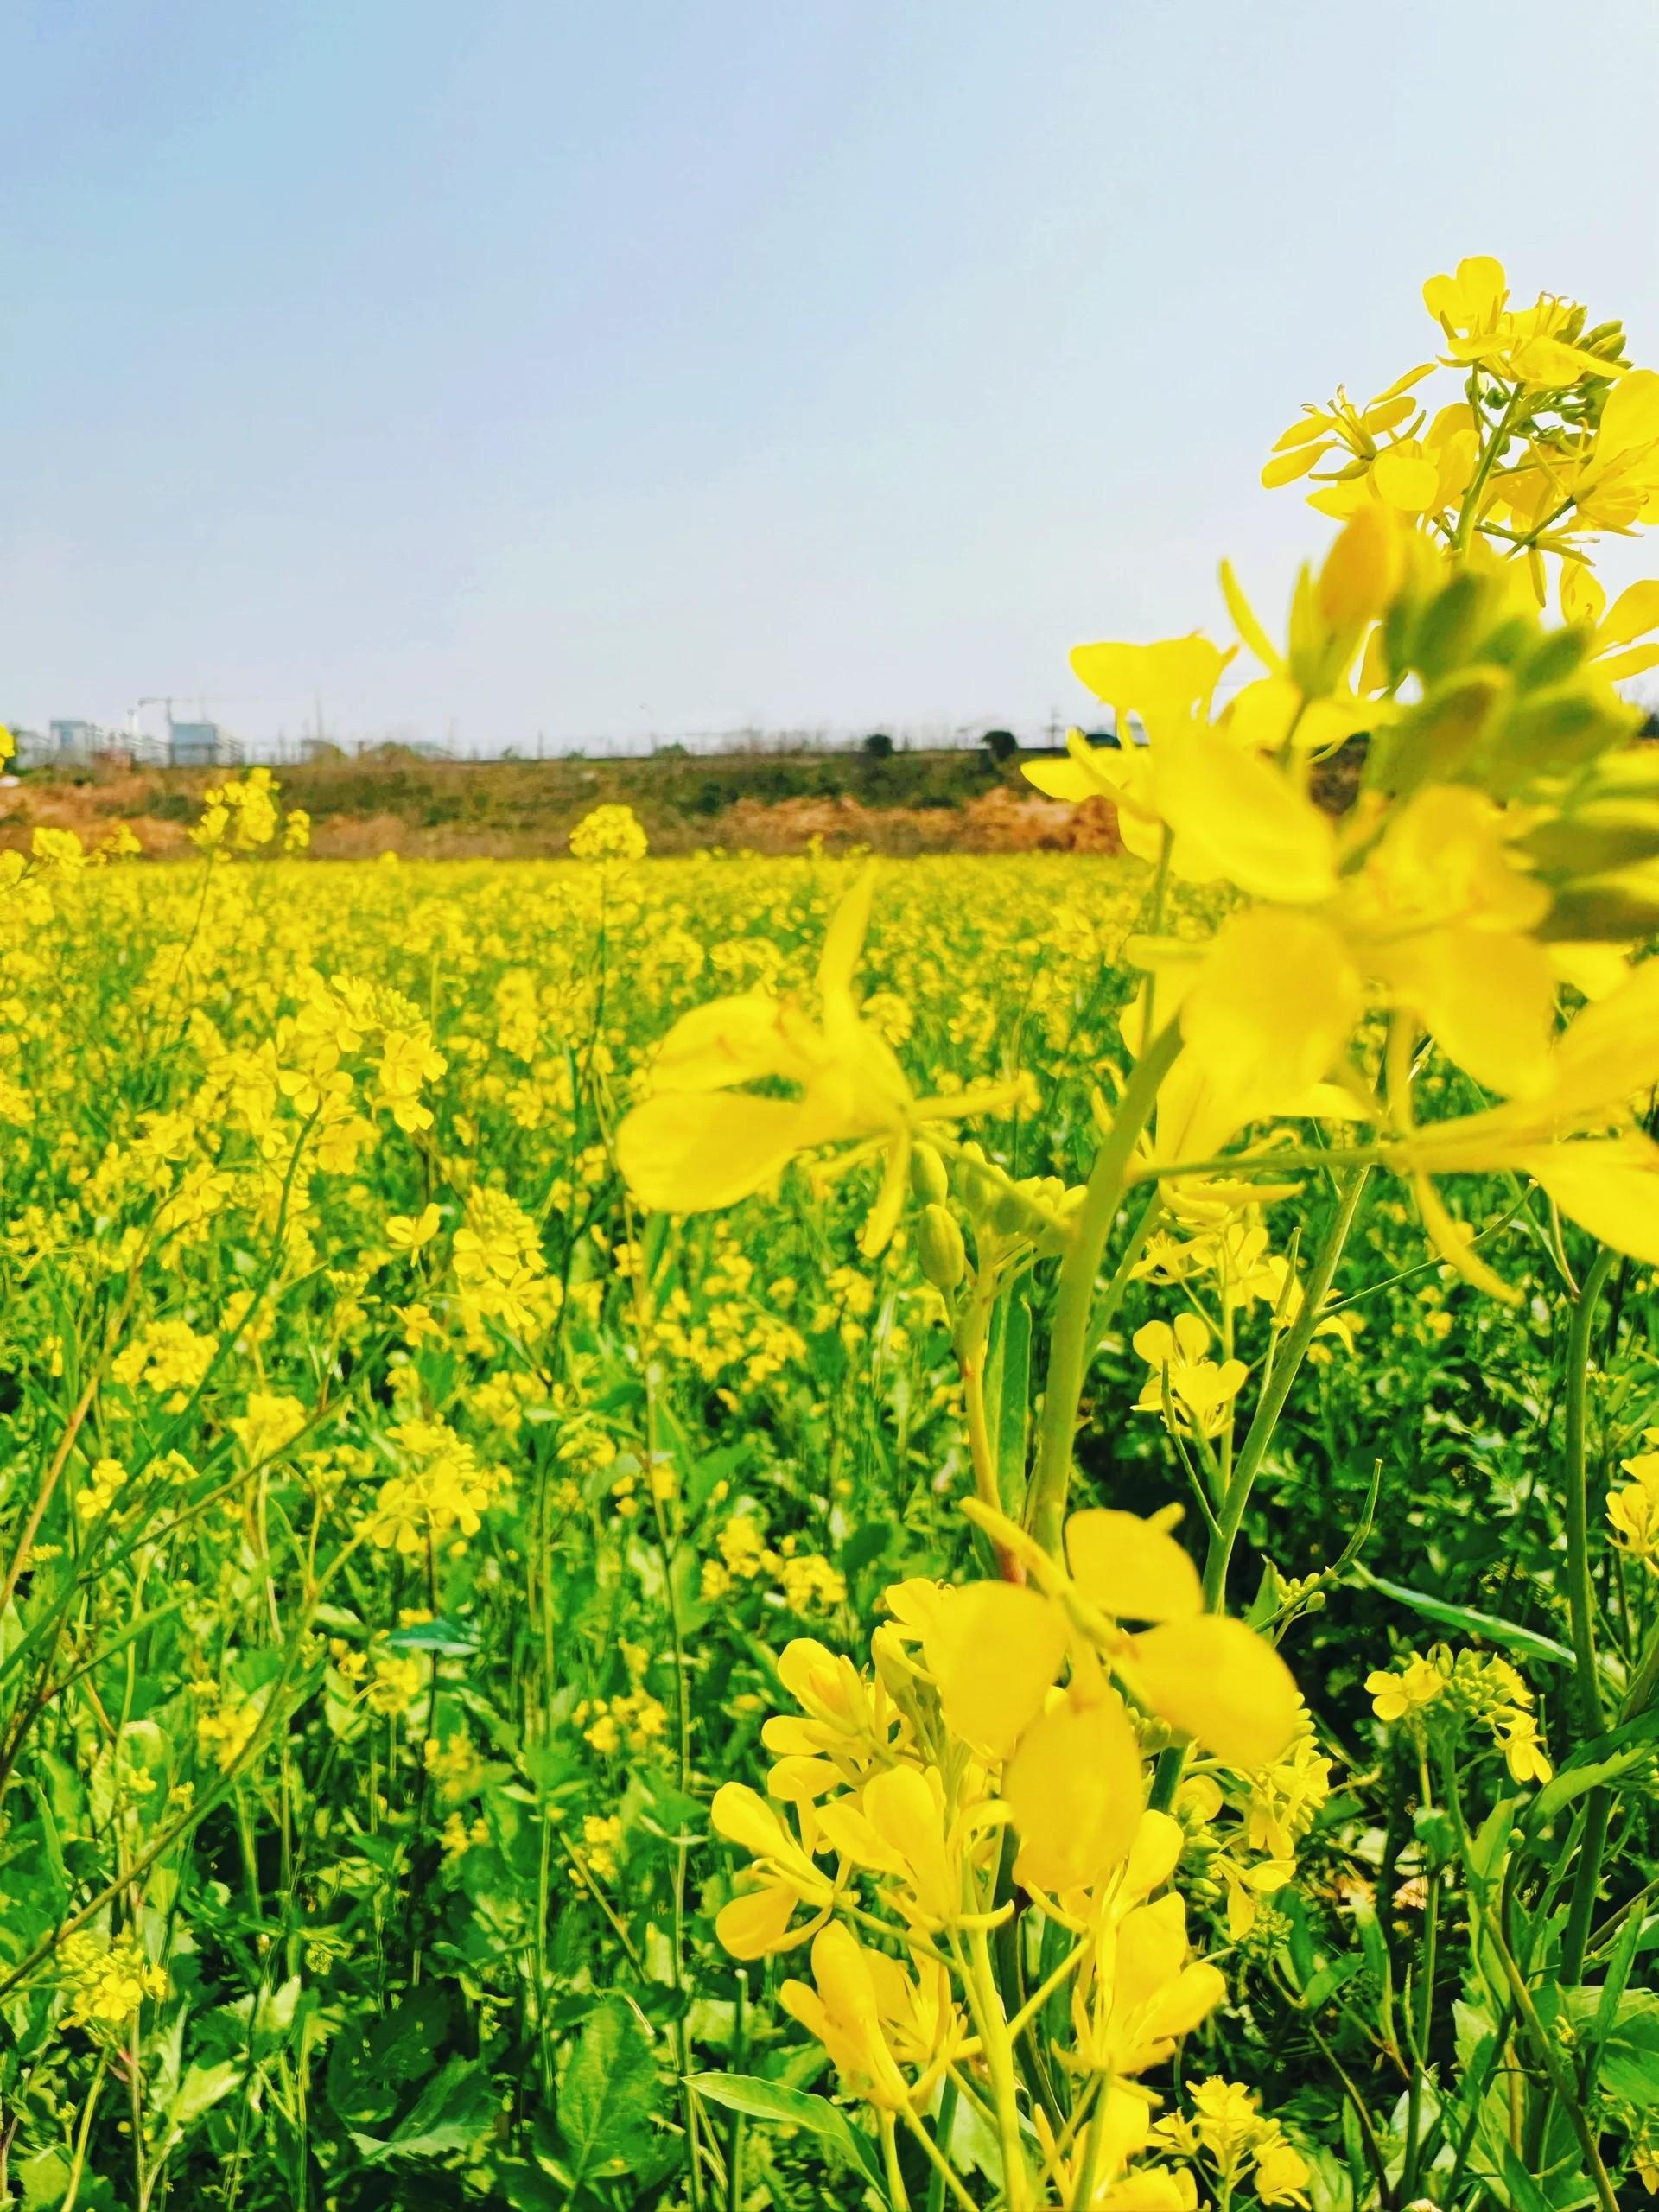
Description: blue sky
xmin=3 ymin=0 xmax=1658 ymax=752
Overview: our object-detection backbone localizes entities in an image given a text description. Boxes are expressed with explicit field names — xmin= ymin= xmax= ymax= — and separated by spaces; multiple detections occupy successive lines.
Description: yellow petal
xmin=1149 ymin=729 xmax=1338 ymax=902
xmin=1070 ymin=637 xmax=1229 ymax=740
xmin=616 ymin=1091 xmax=811 ymax=1213
xmin=648 ymin=992 xmax=800 ymax=1091
xmin=715 ymin=1886 xmax=806 ymax=1958
xmin=1594 ymin=643 xmax=1659 ymax=683
xmin=1022 ymin=753 xmax=1112 ymax=803
xmin=1269 ymin=413 xmax=1336 ymax=454
xmin=1261 ymin=442 xmax=1325 ymax=489
xmin=1526 ymin=1137 xmax=1659 ymax=1264
xmin=1004 ymin=1687 xmax=1143 ymax=1891
xmin=1223 ymin=676 xmax=1301 ymax=753
xmin=1317 ymin=505 xmax=1407 ymax=626
xmin=1066 ymin=1510 xmax=1204 ymax=1621
xmin=1128 ymin=1616 xmax=1300 ymax=1768
xmin=817 ymin=865 xmax=876 ymax=1007
xmin=1596 ymin=368 xmax=1659 ymax=460
xmin=1394 ymin=927 xmax=1557 ymax=1098
xmin=861 ymin=1765 xmax=954 ymax=1917
xmin=1180 ymin=910 xmax=1362 ymax=1128
xmin=1542 ymin=956 xmax=1659 ymax=1120
xmin=1219 ymin=562 xmax=1285 ymax=673
xmin=923 ymin=1583 xmax=1066 ymax=1763
xmin=710 ymin=1782 xmax=792 ymax=1861
xmin=1560 ymin=564 xmax=1607 ymax=629
xmin=1122 ymin=1808 xmax=1185 ymax=1901
xmin=1371 ymin=447 xmax=1441 ymax=514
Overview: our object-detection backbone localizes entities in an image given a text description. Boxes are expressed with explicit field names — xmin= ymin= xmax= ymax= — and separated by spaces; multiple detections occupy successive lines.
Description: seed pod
xmin=909 ymin=1142 xmax=949 ymax=1206
xmin=917 ymin=1202 xmax=967 ymax=1292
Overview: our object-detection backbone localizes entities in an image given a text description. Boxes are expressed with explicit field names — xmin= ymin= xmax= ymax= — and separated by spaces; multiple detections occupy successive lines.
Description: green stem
xmin=1559 ymin=1248 xmax=1615 ymax=1987
xmin=1151 ymin=1169 xmax=1366 ymax=1815
xmin=1441 ymin=1749 xmax=1619 ymax=2212
xmin=1400 ymin=1866 xmax=1440 ymax=2203
xmin=957 ymin=1287 xmax=1020 ymax=1580
xmin=921 ymin=2075 xmax=962 ymax=2212
xmin=1202 ymin=1168 xmax=1369 ymax=1609
xmin=1452 ymin=384 xmax=1525 ymax=555
xmin=1563 ymin=1248 xmax=1613 ymax=1739
xmin=1029 ymin=1019 xmax=1183 ymax=1555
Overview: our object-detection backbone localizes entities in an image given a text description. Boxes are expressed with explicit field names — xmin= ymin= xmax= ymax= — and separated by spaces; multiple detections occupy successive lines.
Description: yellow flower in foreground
xmin=616 ymin=868 xmax=1021 ymax=1250
xmin=925 ymin=1504 xmax=1298 ymax=1894
xmin=778 ymin=1923 xmax=942 ymax=2111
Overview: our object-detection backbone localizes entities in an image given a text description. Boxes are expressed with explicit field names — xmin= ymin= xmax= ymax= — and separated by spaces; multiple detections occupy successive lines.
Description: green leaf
xmin=1523 ymin=1708 xmax=1659 ymax=1828
xmin=166 ymin=2059 xmax=244 ymax=2132
xmin=17 ymin=2148 xmax=72 ymax=2209
xmin=685 ymin=2071 xmax=885 ymax=2191
xmin=1495 ymin=2139 xmax=1558 ymax=2212
xmin=1571 ymin=1986 xmax=1659 ymax=2108
xmin=383 ymin=1617 xmax=478 ymax=1656
xmin=559 ymin=1994 xmax=658 ymax=2185
xmin=353 ymin=2056 xmax=495 ymax=2164
xmin=1350 ymin=1566 xmax=1580 ymax=1671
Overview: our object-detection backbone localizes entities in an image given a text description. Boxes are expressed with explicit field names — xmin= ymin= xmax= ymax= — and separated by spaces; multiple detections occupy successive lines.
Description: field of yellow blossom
xmin=9 ymin=250 xmax=1659 ymax=2212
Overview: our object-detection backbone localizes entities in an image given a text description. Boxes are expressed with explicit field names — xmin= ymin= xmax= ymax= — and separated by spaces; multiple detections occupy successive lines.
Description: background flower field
xmin=3 ymin=840 xmax=1656 ymax=2209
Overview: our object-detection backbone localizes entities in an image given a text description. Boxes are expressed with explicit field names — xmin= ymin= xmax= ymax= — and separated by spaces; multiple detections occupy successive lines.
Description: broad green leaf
xmin=559 ymin=1994 xmax=658 ymax=2184
xmin=17 ymin=2148 xmax=72 ymax=2209
xmin=353 ymin=2056 xmax=495 ymax=2164
xmin=168 ymin=2060 xmax=243 ymax=2130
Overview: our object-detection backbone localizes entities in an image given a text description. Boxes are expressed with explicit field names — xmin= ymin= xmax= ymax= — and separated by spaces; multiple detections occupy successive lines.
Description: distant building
xmin=49 ymin=718 xmax=103 ymax=763
xmin=168 ymin=719 xmax=244 ymax=769
xmin=10 ymin=727 xmax=52 ymax=768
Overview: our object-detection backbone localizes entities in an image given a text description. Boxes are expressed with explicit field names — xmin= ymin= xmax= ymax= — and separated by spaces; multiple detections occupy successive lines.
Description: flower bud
xmin=917 ymin=1202 xmax=967 ymax=1292
xmin=909 ymin=1142 xmax=949 ymax=1206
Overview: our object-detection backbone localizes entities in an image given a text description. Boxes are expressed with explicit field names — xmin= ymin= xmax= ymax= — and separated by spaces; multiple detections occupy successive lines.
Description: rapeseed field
xmin=5 ymin=255 xmax=1659 ymax=2212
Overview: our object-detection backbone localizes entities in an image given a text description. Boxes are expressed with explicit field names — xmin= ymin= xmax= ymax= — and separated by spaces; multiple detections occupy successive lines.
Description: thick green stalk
xmin=1028 ymin=1020 xmax=1183 ymax=1555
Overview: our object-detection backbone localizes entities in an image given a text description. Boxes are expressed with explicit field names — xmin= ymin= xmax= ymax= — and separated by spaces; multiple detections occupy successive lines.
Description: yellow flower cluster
xmin=1366 ymin=1645 xmax=1552 ymax=1783
xmin=1610 ymin=1435 xmax=1659 ymax=1566
xmin=574 ymin=1690 xmax=669 ymax=1757
xmin=1152 ymin=2078 xmax=1313 ymax=2207
xmin=189 ymin=766 xmax=307 ymax=853
xmin=1268 ymin=256 xmax=1659 ymax=594
xmin=362 ymin=1414 xmax=507 ymax=1554
xmin=568 ymin=801 xmax=649 ymax=862
xmin=709 ymin=1502 xmax=1300 ymax=2203
xmin=58 ymin=1929 xmax=168 ymax=2037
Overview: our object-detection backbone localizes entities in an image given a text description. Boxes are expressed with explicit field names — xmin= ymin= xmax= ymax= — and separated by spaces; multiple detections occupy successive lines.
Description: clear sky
xmin=4 ymin=0 xmax=1659 ymax=753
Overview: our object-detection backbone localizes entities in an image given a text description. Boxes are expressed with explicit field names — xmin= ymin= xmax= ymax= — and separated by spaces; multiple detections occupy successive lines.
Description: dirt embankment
xmin=0 ymin=753 xmax=1123 ymax=860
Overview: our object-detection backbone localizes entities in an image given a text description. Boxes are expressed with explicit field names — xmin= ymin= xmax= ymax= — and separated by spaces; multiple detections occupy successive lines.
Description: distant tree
xmin=1642 ymin=710 xmax=1659 ymax=740
xmin=655 ymin=740 xmax=690 ymax=758
xmin=982 ymin=728 xmax=1019 ymax=764
xmin=862 ymin=732 xmax=895 ymax=758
